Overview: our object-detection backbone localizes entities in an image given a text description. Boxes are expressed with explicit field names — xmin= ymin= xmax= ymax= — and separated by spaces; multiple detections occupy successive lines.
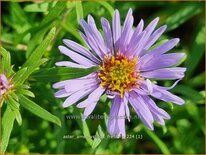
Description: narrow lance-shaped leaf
xmin=92 ymin=125 xmax=105 ymax=148
xmin=15 ymin=89 xmax=35 ymax=98
xmin=19 ymin=95 xmax=61 ymax=126
xmin=166 ymin=3 xmax=203 ymax=31
xmin=186 ymin=20 xmax=205 ymax=77
xmin=12 ymin=25 xmax=51 ymax=85
xmin=72 ymin=108 xmax=93 ymax=146
xmin=143 ymin=126 xmax=170 ymax=154
xmin=82 ymin=120 xmax=93 ymax=146
xmin=7 ymin=95 xmax=22 ymax=126
xmin=1 ymin=105 xmax=16 ymax=154
xmin=26 ymin=1 xmax=66 ymax=57
xmin=39 ymin=1 xmax=66 ymax=28
xmin=172 ymin=84 xmax=204 ymax=103
xmin=96 ymin=1 xmax=114 ymax=17
xmin=61 ymin=23 xmax=85 ymax=45
xmin=188 ymin=72 xmax=205 ymax=87
xmin=32 ymin=66 xmax=99 ymax=83
xmin=17 ymin=58 xmax=48 ymax=85
xmin=23 ymin=27 xmax=56 ymax=68
xmin=75 ymin=1 xmax=84 ymax=23
xmin=0 ymin=47 xmax=12 ymax=75
xmin=12 ymin=67 xmax=28 ymax=85
xmin=24 ymin=2 xmax=56 ymax=12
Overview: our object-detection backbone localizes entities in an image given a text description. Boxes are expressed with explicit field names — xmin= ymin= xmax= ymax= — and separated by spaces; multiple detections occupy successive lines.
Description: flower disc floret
xmin=98 ymin=53 xmax=142 ymax=96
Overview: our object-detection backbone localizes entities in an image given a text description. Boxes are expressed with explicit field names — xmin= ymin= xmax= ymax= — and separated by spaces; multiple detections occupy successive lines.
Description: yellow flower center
xmin=98 ymin=53 xmax=143 ymax=97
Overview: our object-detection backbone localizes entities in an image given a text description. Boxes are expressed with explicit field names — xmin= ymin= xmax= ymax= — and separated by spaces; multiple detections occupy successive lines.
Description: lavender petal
xmin=141 ymin=67 xmax=186 ymax=80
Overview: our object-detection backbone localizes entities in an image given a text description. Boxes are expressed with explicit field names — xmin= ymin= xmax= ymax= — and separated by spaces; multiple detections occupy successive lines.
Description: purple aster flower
xmin=0 ymin=74 xmax=10 ymax=96
xmin=53 ymin=9 xmax=186 ymax=138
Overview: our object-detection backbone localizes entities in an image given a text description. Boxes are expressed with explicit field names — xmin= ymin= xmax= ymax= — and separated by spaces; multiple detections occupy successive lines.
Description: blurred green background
xmin=1 ymin=1 xmax=205 ymax=154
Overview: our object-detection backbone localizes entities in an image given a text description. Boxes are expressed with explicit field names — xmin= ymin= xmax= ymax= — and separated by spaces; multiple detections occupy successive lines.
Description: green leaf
xmin=188 ymin=72 xmax=205 ymax=87
xmin=15 ymin=27 xmax=55 ymax=85
xmin=39 ymin=1 xmax=66 ymax=28
xmin=26 ymin=26 xmax=53 ymax=58
xmin=9 ymin=92 xmax=19 ymax=103
xmin=143 ymin=126 xmax=170 ymax=154
xmin=186 ymin=21 xmax=205 ymax=77
xmin=166 ymin=3 xmax=203 ymax=31
xmin=19 ymin=95 xmax=61 ymax=126
xmin=16 ymin=89 xmax=35 ymax=98
xmin=18 ymin=59 xmax=46 ymax=85
xmin=7 ymin=95 xmax=22 ymax=126
xmin=7 ymin=95 xmax=19 ymax=110
xmin=1 ymin=105 xmax=16 ymax=154
xmin=0 ymin=47 xmax=13 ymax=76
xmin=0 ymin=98 xmax=4 ymax=107
xmin=61 ymin=22 xmax=85 ymax=45
xmin=82 ymin=120 xmax=93 ymax=146
xmin=12 ymin=67 xmax=28 ymax=85
xmin=162 ymin=125 xmax=168 ymax=134
xmin=96 ymin=1 xmax=114 ymax=17
xmin=172 ymin=84 xmax=204 ymax=103
xmin=23 ymin=27 xmax=56 ymax=68
xmin=10 ymin=2 xmax=30 ymax=33
xmin=1 ymin=47 xmax=11 ymax=73
xmin=26 ymin=1 xmax=66 ymax=57
xmin=24 ymin=2 xmax=56 ymax=12
xmin=92 ymin=125 xmax=105 ymax=148
xmin=71 ymin=108 xmax=93 ymax=146
xmin=32 ymin=66 xmax=99 ymax=83
xmin=75 ymin=1 xmax=83 ymax=23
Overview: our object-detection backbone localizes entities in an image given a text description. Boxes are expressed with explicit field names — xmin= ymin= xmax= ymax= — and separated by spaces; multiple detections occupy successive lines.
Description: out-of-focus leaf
xmin=92 ymin=125 xmax=105 ymax=148
xmin=75 ymin=1 xmax=83 ymax=23
xmin=19 ymin=95 xmax=61 ymax=126
xmin=26 ymin=1 xmax=66 ymax=57
xmin=162 ymin=125 xmax=168 ymax=134
xmin=66 ymin=1 xmax=76 ymax=8
xmin=24 ymin=2 xmax=56 ymax=12
xmin=10 ymin=2 xmax=31 ymax=33
xmin=96 ymin=1 xmax=114 ymax=17
xmin=82 ymin=120 xmax=93 ymax=146
xmin=32 ymin=66 xmax=99 ymax=83
xmin=23 ymin=27 xmax=56 ymax=68
xmin=172 ymin=84 xmax=204 ymax=103
xmin=189 ymin=72 xmax=205 ymax=87
xmin=143 ymin=126 xmax=170 ymax=154
xmin=14 ymin=28 xmax=55 ymax=85
xmin=186 ymin=102 xmax=204 ymax=133
xmin=61 ymin=23 xmax=85 ymax=45
xmin=166 ymin=3 xmax=203 ymax=31
xmin=186 ymin=21 xmax=205 ymax=77
xmin=0 ymin=47 xmax=11 ymax=74
xmin=39 ymin=1 xmax=66 ymax=28
xmin=1 ymin=105 xmax=16 ymax=154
